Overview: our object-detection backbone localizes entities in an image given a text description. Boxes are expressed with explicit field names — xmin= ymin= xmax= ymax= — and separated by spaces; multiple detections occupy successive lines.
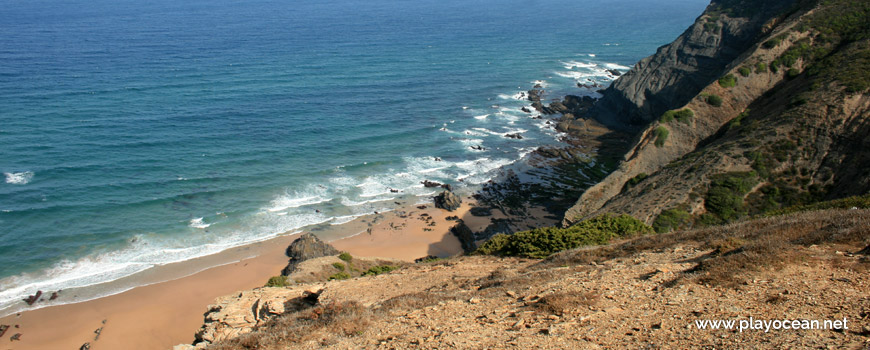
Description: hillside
xmin=181 ymin=208 xmax=870 ymax=349
xmin=564 ymin=0 xmax=870 ymax=229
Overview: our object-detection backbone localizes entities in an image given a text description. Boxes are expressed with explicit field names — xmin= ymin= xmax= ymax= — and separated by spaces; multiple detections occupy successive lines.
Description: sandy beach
xmin=0 ymin=198 xmax=497 ymax=350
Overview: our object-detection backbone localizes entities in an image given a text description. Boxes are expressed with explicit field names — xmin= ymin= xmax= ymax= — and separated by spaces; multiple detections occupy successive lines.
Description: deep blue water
xmin=0 ymin=0 xmax=708 ymax=313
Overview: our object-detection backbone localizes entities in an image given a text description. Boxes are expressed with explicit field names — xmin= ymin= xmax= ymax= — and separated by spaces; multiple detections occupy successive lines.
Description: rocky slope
xmin=564 ymin=0 xmax=870 ymax=227
xmin=179 ymin=209 xmax=870 ymax=349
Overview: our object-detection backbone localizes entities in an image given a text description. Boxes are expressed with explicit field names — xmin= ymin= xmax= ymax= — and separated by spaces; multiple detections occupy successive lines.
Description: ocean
xmin=0 ymin=0 xmax=708 ymax=315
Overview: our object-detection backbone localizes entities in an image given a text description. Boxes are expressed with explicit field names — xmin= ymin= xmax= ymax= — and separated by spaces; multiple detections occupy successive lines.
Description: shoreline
xmin=0 ymin=194 xmax=555 ymax=350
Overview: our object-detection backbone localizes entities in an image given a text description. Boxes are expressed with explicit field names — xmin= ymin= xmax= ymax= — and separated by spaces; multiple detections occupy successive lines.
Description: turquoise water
xmin=0 ymin=0 xmax=707 ymax=313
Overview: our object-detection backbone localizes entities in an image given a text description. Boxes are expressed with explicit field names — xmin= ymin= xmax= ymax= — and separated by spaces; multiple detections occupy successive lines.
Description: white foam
xmin=266 ymin=187 xmax=330 ymax=212
xmin=473 ymin=114 xmax=489 ymax=120
xmin=4 ymin=171 xmax=33 ymax=185
xmin=604 ymin=62 xmax=631 ymax=70
xmin=531 ymin=80 xmax=549 ymax=88
xmin=561 ymin=60 xmax=597 ymax=69
xmin=471 ymin=127 xmax=502 ymax=136
xmin=189 ymin=217 xmax=211 ymax=229
xmin=554 ymin=70 xmax=598 ymax=79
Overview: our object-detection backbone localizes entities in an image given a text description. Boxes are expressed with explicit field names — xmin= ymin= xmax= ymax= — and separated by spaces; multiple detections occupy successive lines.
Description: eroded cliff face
xmin=594 ymin=0 xmax=800 ymax=127
xmin=564 ymin=0 xmax=870 ymax=227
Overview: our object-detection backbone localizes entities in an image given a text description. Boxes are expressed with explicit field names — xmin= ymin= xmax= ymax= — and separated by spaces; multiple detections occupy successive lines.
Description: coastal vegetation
xmin=265 ymin=276 xmax=291 ymax=287
xmin=718 ymin=73 xmax=738 ymax=88
xmin=653 ymin=126 xmax=669 ymax=147
xmin=476 ymin=214 xmax=652 ymax=258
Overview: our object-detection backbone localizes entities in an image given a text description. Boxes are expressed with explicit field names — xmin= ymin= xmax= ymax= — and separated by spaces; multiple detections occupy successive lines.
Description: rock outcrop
xmin=593 ymin=0 xmax=801 ymax=127
xmin=433 ymin=190 xmax=461 ymax=211
xmin=281 ymin=233 xmax=340 ymax=276
xmin=191 ymin=285 xmax=325 ymax=347
xmin=449 ymin=221 xmax=476 ymax=253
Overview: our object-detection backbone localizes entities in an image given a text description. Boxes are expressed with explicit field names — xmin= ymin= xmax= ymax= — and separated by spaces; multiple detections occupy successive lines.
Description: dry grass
xmin=375 ymin=291 xmax=463 ymax=314
xmin=533 ymin=291 xmax=598 ymax=315
xmin=207 ymin=301 xmax=371 ymax=350
xmin=541 ymin=209 xmax=870 ymax=287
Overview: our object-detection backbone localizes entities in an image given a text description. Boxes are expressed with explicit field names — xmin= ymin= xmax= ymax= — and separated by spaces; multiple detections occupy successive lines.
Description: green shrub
xmin=762 ymin=37 xmax=782 ymax=49
xmin=770 ymin=60 xmax=781 ymax=73
xmin=328 ymin=272 xmax=351 ymax=281
xmin=626 ymin=173 xmax=648 ymax=188
xmin=653 ymin=126 xmax=669 ymax=147
xmin=706 ymin=94 xmax=723 ymax=107
xmin=660 ymin=108 xmax=693 ymax=124
xmin=674 ymin=109 xmax=694 ymax=124
xmin=652 ymin=209 xmax=692 ymax=233
xmin=705 ymin=172 xmax=759 ymax=222
xmin=332 ymin=262 xmax=345 ymax=271
xmin=265 ymin=275 xmax=291 ymax=287
xmin=338 ymin=252 xmax=353 ymax=262
xmin=362 ymin=265 xmax=398 ymax=276
xmin=475 ymin=214 xmax=653 ymax=259
xmin=718 ymin=74 xmax=737 ymax=88
xmin=787 ymin=68 xmax=801 ymax=79
xmin=755 ymin=62 xmax=767 ymax=73
xmin=729 ymin=110 xmax=750 ymax=129
xmin=738 ymin=67 xmax=752 ymax=77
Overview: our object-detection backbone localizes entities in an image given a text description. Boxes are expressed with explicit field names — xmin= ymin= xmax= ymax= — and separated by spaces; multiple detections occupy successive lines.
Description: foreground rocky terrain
xmin=175 ymin=208 xmax=869 ymax=349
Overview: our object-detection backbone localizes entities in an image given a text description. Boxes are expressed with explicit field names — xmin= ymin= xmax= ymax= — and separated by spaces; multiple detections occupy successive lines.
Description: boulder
xmin=421 ymin=180 xmax=442 ymax=188
xmin=469 ymin=207 xmax=493 ymax=217
xmin=434 ymin=191 xmax=462 ymax=211
xmin=450 ymin=221 xmax=477 ymax=253
xmin=281 ymin=233 xmax=340 ymax=276
xmin=194 ymin=286 xmax=325 ymax=346
xmin=482 ymin=219 xmax=515 ymax=239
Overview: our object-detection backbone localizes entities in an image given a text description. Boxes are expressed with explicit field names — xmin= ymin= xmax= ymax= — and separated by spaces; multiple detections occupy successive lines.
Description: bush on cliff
xmin=328 ymin=272 xmax=351 ymax=281
xmin=706 ymin=94 xmax=724 ymax=107
xmin=653 ymin=209 xmax=692 ymax=233
xmin=660 ymin=108 xmax=694 ymax=124
xmin=653 ymin=126 xmax=669 ymax=147
xmin=738 ymin=66 xmax=752 ymax=77
xmin=718 ymin=74 xmax=738 ymax=88
xmin=362 ymin=265 xmax=398 ymax=276
xmin=265 ymin=275 xmax=291 ymax=287
xmin=704 ymin=172 xmax=759 ymax=223
xmin=475 ymin=214 xmax=653 ymax=259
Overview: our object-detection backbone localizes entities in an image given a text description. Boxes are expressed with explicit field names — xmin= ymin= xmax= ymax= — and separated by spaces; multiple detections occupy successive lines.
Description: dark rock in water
xmin=606 ymin=69 xmax=622 ymax=76
xmin=50 ymin=292 xmax=59 ymax=300
xmin=434 ymin=191 xmax=462 ymax=211
xmin=520 ymin=107 xmax=532 ymax=113
xmin=483 ymin=219 xmax=515 ymax=239
xmin=441 ymin=183 xmax=453 ymax=192
xmin=547 ymin=101 xmax=569 ymax=114
xmin=450 ymin=221 xmax=476 ymax=253
xmin=414 ymin=255 xmax=439 ymax=263
xmin=505 ymin=133 xmax=523 ymax=140
xmin=390 ymin=188 xmax=399 ymax=193
xmin=469 ymin=207 xmax=493 ymax=217
xmin=470 ymin=145 xmax=486 ymax=151
xmin=421 ymin=180 xmax=442 ymax=188
xmin=0 ymin=325 xmax=8 ymax=338
xmin=23 ymin=291 xmax=41 ymax=306
xmin=281 ymin=233 xmax=340 ymax=276
xmin=434 ymin=157 xmax=442 ymax=161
